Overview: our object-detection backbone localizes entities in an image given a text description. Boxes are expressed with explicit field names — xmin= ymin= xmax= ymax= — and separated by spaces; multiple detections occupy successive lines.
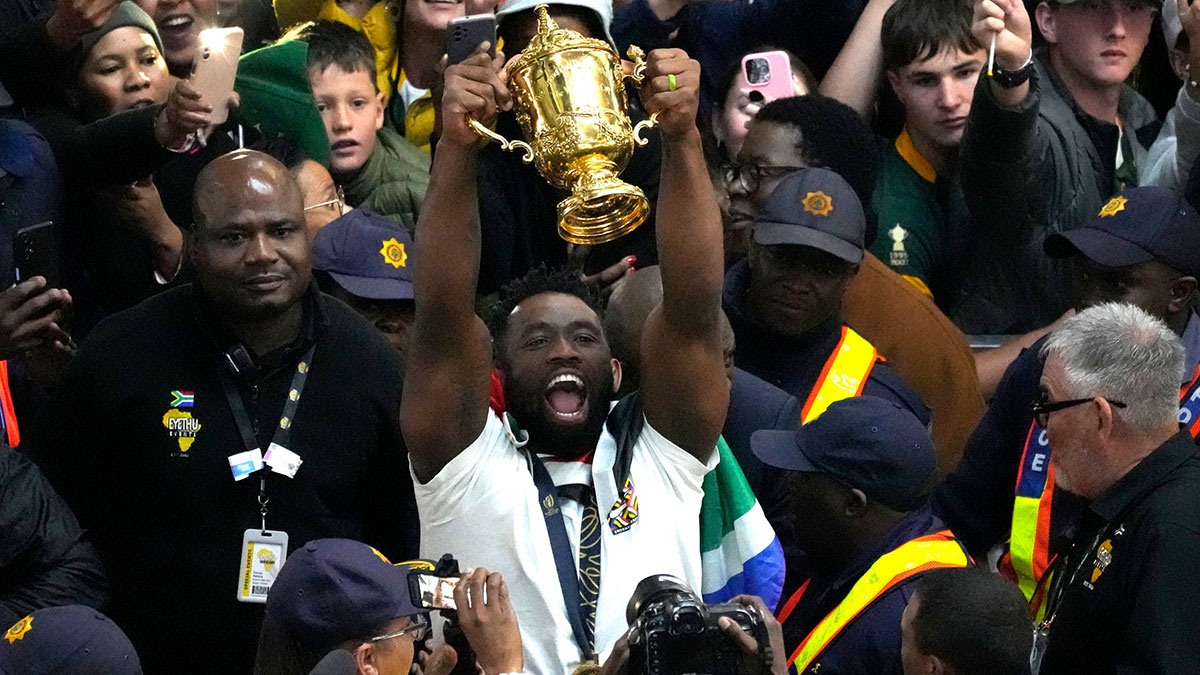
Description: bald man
xmin=28 ymin=150 xmax=416 ymax=673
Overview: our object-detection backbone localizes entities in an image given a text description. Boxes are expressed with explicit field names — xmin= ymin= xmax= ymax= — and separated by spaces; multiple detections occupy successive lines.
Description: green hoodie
xmin=338 ymin=126 xmax=429 ymax=232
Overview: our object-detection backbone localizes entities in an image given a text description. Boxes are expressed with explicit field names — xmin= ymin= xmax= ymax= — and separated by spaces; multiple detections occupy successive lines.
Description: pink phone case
xmin=190 ymin=27 xmax=244 ymax=126
xmin=738 ymin=51 xmax=794 ymax=102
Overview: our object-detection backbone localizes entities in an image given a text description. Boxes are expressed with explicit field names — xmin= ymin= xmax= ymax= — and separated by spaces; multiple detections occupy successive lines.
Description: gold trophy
xmin=469 ymin=5 xmax=658 ymax=245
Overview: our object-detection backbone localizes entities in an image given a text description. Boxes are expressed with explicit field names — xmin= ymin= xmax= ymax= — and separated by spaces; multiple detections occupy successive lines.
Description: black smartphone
xmin=445 ymin=14 xmax=497 ymax=65
xmin=13 ymin=221 xmax=60 ymax=288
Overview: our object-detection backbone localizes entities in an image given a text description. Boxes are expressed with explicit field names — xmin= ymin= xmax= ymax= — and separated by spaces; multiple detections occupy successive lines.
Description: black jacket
xmin=1040 ymin=431 xmax=1200 ymax=674
xmin=30 ymin=284 xmax=417 ymax=674
xmin=0 ymin=446 xmax=107 ymax=625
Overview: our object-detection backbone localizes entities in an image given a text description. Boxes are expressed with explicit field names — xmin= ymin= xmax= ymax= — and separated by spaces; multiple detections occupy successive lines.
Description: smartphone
xmin=738 ymin=51 xmax=794 ymax=103
xmin=13 ymin=221 xmax=60 ymax=289
xmin=190 ymin=27 xmax=244 ymax=125
xmin=445 ymin=14 xmax=497 ymax=65
xmin=412 ymin=572 xmax=461 ymax=610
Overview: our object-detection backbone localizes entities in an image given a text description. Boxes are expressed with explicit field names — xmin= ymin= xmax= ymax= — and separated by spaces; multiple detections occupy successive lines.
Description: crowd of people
xmin=0 ymin=0 xmax=1198 ymax=672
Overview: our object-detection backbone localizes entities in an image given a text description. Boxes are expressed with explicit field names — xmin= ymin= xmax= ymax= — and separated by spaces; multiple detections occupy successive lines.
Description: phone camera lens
xmin=202 ymin=48 xmax=211 ymax=60
xmin=746 ymin=58 xmax=770 ymax=85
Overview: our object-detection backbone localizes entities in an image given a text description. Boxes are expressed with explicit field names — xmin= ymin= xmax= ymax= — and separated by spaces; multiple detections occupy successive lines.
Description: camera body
xmin=626 ymin=575 xmax=771 ymax=675
xmin=410 ymin=555 xmax=475 ymax=675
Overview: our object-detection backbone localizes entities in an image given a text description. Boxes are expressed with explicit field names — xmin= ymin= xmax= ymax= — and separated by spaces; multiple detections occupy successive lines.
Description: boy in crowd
xmin=299 ymin=20 xmax=429 ymax=230
xmin=873 ymin=0 xmax=983 ymax=298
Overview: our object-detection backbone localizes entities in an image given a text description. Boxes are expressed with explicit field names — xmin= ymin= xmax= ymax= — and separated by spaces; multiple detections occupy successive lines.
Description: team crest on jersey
xmin=607 ymin=477 xmax=639 ymax=534
xmin=163 ymin=390 xmax=201 ymax=453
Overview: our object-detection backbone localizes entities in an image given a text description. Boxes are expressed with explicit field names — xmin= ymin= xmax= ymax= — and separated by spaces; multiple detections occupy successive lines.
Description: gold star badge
xmin=1099 ymin=196 xmax=1127 ymax=217
xmin=802 ymin=191 xmax=834 ymax=217
xmin=380 ymin=238 xmax=408 ymax=269
xmin=5 ymin=616 xmax=32 ymax=644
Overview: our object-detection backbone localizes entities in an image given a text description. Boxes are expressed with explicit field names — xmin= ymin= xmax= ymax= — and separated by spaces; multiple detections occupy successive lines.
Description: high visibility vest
xmin=782 ymin=530 xmax=968 ymax=673
xmin=1005 ymin=362 xmax=1200 ymax=616
xmin=800 ymin=326 xmax=878 ymax=424
xmin=0 ymin=361 xmax=18 ymax=447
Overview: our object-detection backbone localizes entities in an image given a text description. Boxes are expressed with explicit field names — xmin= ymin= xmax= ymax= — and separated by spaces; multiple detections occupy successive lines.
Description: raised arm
xmin=818 ymin=0 xmax=896 ymax=121
xmin=638 ymin=50 xmax=729 ymax=462
xmin=400 ymin=48 xmax=512 ymax=483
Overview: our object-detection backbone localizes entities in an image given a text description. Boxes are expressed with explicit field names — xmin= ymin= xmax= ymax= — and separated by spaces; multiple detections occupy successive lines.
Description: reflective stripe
xmin=1009 ymin=363 xmax=1200 ymax=614
xmin=0 ymin=361 xmax=18 ymax=447
xmin=787 ymin=531 xmax=968 ymax=672
xmin=800 ymin=327 xmax=877 ymax=425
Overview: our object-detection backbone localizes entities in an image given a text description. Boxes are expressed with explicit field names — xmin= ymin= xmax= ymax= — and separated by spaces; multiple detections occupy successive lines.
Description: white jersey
xmin=412 ymin=407 xmax=717 ymax=675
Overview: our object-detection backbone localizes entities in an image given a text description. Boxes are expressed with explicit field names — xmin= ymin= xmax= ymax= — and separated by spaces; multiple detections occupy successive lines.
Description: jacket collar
xmin=1086 ymin=430 xmax=1197 ymax=523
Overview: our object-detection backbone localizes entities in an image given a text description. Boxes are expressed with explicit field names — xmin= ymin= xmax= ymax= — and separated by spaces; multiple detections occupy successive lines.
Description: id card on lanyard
xmin=219 ymin=345 xmax=315 ymax=603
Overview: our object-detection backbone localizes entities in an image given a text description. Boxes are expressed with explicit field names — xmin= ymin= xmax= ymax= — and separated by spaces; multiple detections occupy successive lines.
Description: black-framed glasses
xmin=370 ymin=617 xmax=428 ymax=643
xmin=1032 ymin=396 xmax=1127 ymax=429
xmin=720 ymin=162 xmax=806 ymax=193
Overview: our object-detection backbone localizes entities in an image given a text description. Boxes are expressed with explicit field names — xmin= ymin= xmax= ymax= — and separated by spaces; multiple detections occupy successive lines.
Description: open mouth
xmin=544 ymin=373 xmax=588 ymax=421
xmin=331 ymin=139 xmax=359 ymax=155
xmin=158 ymin=14 xmax=194 ymax=42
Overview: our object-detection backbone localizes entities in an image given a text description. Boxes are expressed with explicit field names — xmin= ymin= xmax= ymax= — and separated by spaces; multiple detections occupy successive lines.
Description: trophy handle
xmin=468 ymin=118 xmax=535 ymax=163
xmin=632 ymin=112 xmax=659 ymax=147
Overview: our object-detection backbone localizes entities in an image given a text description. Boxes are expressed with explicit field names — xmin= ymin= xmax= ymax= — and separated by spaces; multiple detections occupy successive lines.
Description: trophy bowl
xmin=469 ymin=5 xmax=658 ymax=245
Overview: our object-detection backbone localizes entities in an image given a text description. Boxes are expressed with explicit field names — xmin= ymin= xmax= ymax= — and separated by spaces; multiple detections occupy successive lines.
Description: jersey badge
xmin=888 ymin=224 xmax=909 ymax=267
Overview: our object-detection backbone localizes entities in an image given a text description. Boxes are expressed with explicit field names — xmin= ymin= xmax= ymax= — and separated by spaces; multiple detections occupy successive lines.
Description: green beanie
xmin=74 ymin=1 xmax=164 ymax=76
xmin=234 ymin=39 xmax=331 ymax=167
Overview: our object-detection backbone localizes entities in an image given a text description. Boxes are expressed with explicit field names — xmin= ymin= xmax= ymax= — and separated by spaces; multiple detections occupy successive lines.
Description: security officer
xmin=1033 ymin=303 xmax=1200 ymax=673
xmin=752 ymin=396 xmax=968 ymax=674
xmin=934 ymin=186 xmax=1200 ymax=615
xmin=29 ymin=150 xmax=417 ymax=673
xmin=723 ymin=168 xmax=928 ymax=428
xmin=312 ymin=209 xmax=415 ymax=354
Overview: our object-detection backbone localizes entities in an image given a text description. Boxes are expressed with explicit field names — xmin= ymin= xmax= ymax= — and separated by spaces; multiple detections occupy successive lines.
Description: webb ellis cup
xmin=470 ymin=5 xmax=659 ymax=245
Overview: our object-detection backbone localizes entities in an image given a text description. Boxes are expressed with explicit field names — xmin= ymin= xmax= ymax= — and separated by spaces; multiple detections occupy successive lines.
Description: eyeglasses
xmin=721 ymin=162 xmax=806 ymax=193
xmin=370 ymin=618 xmax=428 ymax=643
xmin=304 ymin=185 xmax=345 ymax=217
xmin=1032 ymin=396 xmax=1127 ymax=429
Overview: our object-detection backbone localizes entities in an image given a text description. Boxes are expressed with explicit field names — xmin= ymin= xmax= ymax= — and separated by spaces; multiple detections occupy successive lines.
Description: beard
xmin=506 ymin=367 xmax=616 ymax=459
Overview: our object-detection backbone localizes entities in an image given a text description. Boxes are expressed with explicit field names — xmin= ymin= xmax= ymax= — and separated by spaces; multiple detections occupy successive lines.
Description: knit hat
xmin=235 ymin=39 xmax=332 ymax=167
xmin=73 ymin=2 xmax=164 ymax=76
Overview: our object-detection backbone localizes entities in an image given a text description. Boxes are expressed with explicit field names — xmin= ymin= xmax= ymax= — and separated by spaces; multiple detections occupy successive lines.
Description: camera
xmin=626 ymin=575 xmax=771 ymax=675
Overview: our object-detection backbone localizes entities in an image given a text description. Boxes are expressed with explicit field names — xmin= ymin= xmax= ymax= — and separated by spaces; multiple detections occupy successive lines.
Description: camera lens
xmin=746 ymin=58 xmax=770 ymax=85
xmin=202 ymin=49 xmax=211 ymax=60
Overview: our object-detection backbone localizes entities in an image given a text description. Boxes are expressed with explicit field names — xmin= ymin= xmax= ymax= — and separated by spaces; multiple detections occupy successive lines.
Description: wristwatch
xmin=989 ymin=51 xmax=1034 ymax=89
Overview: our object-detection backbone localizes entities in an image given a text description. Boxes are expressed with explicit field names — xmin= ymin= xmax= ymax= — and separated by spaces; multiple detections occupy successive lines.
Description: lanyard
xmin=217 ymin=344 xmax=316 ymax=530
xmin=528 ymin=451 xmax=596 ymax=662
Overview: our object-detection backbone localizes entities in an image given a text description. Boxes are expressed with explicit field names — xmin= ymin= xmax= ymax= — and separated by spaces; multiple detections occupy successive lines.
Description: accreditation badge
xmin=236 ymin=529 xmax=288 ymax=604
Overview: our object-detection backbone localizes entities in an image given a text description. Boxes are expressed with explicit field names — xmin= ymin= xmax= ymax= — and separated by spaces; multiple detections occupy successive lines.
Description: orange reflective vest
xmin=1005 ymin=362 xmax=1200 ymax=616
xmin=0 ymin=361 xmax=18 ymax=447
xmin=800 ymin=326 xmax=878 ymax=424
xmin=782 ymin=530 xmax=969 ymax=673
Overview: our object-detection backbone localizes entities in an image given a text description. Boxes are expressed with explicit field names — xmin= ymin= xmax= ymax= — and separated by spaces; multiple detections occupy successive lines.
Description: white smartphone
xmin=190 ymin=27 xmax=244 ymax=125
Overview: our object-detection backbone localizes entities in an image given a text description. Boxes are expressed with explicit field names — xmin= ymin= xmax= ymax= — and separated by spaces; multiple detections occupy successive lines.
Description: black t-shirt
xmin=28 ymin=284 xmax=417 ymax=674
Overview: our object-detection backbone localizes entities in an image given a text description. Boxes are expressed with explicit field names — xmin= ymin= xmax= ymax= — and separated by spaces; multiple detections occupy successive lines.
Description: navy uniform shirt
xmin=781 ymin=506 xmax=953 ymax=675
xmin=1040 ymin=431 xmax=1200 ymax=674
xmin=29 ymin=284 xmax=417 ymax=674
xmin=722 ymin=259 xmax=929 ymax=424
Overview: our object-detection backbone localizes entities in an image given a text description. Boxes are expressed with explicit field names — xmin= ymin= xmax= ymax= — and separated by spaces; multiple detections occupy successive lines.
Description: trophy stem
xmin=558 ymin=157 xmax=650 ymax=245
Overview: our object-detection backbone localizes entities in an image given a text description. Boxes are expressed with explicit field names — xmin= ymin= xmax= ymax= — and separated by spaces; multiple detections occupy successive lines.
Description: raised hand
xmin=439 ymin=45 xmax=512 ymax=149
xmin=153 ymin=80 xmax=239 ymax=150
xmin=973 ymin=0 xmax=1033 ymax=71
xmin=0 ymin=278 xmax=73 ymax=360
xmin=45 ymin=0 xmax=122 ymax=48
xmin=638 ymin=48 xmax=702 ymax=142
xmin=452 ymin=568 xmax=523 ymax=675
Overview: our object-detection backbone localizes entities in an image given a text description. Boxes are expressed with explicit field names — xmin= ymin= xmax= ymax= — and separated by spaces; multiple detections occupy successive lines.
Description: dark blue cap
xmin=0 ymin=606 xmax=142 ymax=675
xmin=751 ymin=167 xmax=866 ymax=264
xmin=265 ymin=539 xmax=426 ymax=648
xmin=312 ymin=210 xmax=414 ymax=301
xmin=750 ymin=396 xmax=936 ymax=511
xmin=1044 ymin=186 xmax=1200 ymax=277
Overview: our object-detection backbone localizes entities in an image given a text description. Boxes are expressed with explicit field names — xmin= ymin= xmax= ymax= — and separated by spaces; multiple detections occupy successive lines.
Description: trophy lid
xmin=506 ymin=4 xmax=617 ymax=72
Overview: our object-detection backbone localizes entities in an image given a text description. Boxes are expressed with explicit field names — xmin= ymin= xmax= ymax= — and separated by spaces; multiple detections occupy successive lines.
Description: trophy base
xmin=557 ymin=178 xmax=649 ymax=245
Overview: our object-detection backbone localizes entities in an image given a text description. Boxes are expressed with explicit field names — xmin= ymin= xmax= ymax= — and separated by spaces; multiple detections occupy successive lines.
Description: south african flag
xmin=170 ymin=391 xmax=195 ymax=408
